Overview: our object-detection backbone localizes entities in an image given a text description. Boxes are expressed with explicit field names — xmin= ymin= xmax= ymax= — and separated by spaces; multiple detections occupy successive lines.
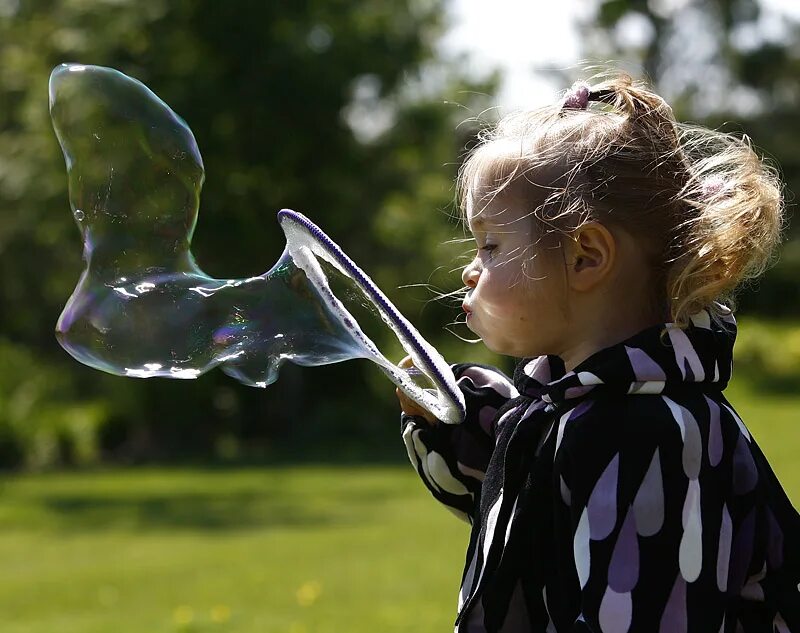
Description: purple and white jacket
xmin=402 ymin=310 xmax=800 ymax=632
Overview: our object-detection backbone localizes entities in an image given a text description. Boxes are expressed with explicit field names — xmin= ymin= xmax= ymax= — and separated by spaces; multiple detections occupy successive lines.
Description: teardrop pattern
xmin=599 ymin=586 xmax=633 ymax=633
xmin=679 ymin=480 xmax=703 ymax=582
xmin=608 ymin=506 xmax=639 ymax=593
xmin=705 ymin=395 xmax=723 ymax=467
xmin=732 ymin=433 xmax=759 ymax=495
xmin=574 ymin=506 xmax=591 ymax=589
xmin=717 ymin=503 xmax=733 ymax=592
xmin=633 ymin=448 xmax=664 ymax=537
xmin=587 ymin=454 xmax=619 ymax=541
xmin=402 ymin=311 xmax=796 ymax=632
xmin=659 ymin=574 xmax=688 ymax=633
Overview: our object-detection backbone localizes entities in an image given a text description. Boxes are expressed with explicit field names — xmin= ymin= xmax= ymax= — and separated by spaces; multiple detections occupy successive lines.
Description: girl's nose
xmin=462 ymin=258 xmax=481 ymax=288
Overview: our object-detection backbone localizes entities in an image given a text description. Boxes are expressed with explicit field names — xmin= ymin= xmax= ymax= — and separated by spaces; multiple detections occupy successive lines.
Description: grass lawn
xmin=0 ymin=379 xmax=797 ymax=633
xmin=725 ymin=379 xmax=800 ymax=503
xmin=0 ymin=466 xmax=468 ymax=633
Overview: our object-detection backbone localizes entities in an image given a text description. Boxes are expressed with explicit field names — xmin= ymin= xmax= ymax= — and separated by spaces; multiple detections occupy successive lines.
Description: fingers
xmin=395 ymin=356 xmax=438 ymax=423
xmin=395 ymin=386 xmax=438 ymax=424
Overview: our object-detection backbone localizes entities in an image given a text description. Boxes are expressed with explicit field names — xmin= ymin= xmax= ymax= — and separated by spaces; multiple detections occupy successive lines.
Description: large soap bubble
xmin=50 ymin=63 xmax=465 ymax=424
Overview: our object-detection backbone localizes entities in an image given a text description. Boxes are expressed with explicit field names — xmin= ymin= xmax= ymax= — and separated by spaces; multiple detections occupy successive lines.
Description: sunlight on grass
xmin=0 ymin=466 xmax=468 ymax=633
xmin=725 ymin=380 xmax=799 ymax=503
xmin=0 ymin=370 xmax=796 ymax=632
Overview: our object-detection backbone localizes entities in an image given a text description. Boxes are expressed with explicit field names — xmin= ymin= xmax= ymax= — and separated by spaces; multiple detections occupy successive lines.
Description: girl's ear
xmin=565 ymin=222 xmax=617 ymax=292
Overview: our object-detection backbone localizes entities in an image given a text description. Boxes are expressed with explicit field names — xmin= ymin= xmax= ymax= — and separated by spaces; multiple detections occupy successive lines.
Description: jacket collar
xmin=513 ymin=307 xmax=737 ymax=404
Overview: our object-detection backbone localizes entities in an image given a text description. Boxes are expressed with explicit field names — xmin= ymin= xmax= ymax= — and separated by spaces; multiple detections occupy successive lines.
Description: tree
xmin=0 ymin=0 xmax=494 ymax=466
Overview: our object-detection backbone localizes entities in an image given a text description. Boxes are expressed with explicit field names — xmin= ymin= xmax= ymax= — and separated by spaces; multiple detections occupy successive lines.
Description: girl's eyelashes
xmin=479 ymin=244 xmax=497 ymax=257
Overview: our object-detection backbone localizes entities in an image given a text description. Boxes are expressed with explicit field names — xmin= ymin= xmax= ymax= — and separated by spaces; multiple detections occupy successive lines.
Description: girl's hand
xmin=396 ymin=356 xmax=439 ymax=425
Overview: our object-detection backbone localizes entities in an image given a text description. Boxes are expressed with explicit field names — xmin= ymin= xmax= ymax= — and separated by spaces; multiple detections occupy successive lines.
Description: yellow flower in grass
xmin=210 ymin=604 xmax=231 ymax=623
xmin=173 ymin=605 xmax=194 ymax=626
xmin=295 ymin=580 xmax=322 ymax=607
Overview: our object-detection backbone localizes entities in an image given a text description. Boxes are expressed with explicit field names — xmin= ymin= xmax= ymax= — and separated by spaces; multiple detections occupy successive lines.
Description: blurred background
xmin=0 ymin=1 xmax=798 ymax=631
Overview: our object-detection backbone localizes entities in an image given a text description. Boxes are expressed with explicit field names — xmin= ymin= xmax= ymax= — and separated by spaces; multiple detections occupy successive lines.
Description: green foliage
xmin=0 ymin=339 xmax=107 ymax=468
xmin=0 ymin=1 xmax=494 ymax=466
xmin=733 ymin=317 xmax=800 ymax=391
xmin=3 ymin=0 xmax=797 ymax=468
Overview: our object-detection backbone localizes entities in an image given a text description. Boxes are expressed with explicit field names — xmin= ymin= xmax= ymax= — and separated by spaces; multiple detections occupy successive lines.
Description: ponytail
xmin=460 ymin=72 xmax=785 ymax=326
xmin=669 ymin=130 xmax=783 ymax=322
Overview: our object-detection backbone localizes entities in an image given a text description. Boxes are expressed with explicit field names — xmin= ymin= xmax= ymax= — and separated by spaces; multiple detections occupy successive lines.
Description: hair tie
xmin=700 ymin=174 xmax=727 ymax=199
xmin=562 ymin=82 xmax=591 ymax=110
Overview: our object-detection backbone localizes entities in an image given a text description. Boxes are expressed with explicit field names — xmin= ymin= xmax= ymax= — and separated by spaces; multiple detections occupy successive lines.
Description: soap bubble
xmin=49 ymin=64 xmax=464 ymax=424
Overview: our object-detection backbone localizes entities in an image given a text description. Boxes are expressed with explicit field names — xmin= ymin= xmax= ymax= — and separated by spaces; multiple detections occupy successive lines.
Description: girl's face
xmin=461 ymin=190 xmax=568 ymax=358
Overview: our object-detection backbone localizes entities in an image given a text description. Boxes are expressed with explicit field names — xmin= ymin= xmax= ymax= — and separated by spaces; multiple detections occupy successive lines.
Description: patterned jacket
xmin=402 ymin=310 xmax=799 ymax=632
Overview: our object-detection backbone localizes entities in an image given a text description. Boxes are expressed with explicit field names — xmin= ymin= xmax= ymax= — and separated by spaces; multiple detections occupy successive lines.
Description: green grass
xmin=725 ymin=379 xmax=800 ymax=502
xmin=0 ymin=466 xmax=467 ymax=633
xmin=0 ymin=376 xmax=797 ymax=633
xmin=724 ymin=316 xmax=800 ymax=503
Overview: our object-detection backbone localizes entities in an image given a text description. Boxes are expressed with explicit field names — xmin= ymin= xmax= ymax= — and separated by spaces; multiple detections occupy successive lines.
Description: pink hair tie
xmin=562 ymin=82 xmax=591 ymax=110
xmin=701 ymin=174 xmax=727 ymax=199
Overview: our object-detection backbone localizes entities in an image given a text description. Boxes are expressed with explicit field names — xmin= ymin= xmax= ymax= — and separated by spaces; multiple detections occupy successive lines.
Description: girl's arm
xmin=400 ymin=363 xmax=518 ymax=523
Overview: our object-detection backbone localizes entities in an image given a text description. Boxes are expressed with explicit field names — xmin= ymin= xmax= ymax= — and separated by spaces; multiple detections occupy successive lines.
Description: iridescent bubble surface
xmin=49 ymin=63 xmax=464 ymax=424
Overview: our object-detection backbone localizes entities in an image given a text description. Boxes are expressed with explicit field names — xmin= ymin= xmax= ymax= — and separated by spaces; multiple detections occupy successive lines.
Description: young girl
xmin=397 ymin=75 xmax=799 ymax=632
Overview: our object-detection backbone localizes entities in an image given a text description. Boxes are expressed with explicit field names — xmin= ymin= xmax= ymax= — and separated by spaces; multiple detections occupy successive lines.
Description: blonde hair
xmin=458 ymin=73 xmax=784 ymax=326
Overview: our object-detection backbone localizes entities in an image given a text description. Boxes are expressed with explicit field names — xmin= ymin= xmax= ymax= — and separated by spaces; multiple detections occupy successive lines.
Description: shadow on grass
xmin=4 ymin=470 xmax=401 ymax=534
xmin=734 ymin=371 xmax=800 ymax=396
xmin=37 ymin=492 xmax=327 ymax=532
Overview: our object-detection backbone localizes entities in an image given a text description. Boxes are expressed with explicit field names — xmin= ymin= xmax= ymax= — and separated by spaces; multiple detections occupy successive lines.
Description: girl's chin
xmin=482 ymin=334 xmax=537 ymax=358
xmin=466 ymin=317 xmax=521 ymax=356
xmin=477 ymin=333 xmax=511 ymax=355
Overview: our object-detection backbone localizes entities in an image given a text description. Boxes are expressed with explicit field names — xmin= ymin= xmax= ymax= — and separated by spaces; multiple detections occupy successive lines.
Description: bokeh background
xmin=0 ymin=1 xmax=798 ymax=631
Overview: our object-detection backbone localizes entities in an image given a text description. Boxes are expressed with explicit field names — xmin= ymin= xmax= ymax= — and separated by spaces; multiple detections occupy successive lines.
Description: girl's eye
xmin=479 ymin=244 xmax=497 ymax=257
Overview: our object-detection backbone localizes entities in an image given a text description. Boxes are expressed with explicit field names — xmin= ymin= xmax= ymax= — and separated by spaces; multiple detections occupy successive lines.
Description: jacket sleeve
xmin=402 ymin=363 xmax=518 ymax=523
